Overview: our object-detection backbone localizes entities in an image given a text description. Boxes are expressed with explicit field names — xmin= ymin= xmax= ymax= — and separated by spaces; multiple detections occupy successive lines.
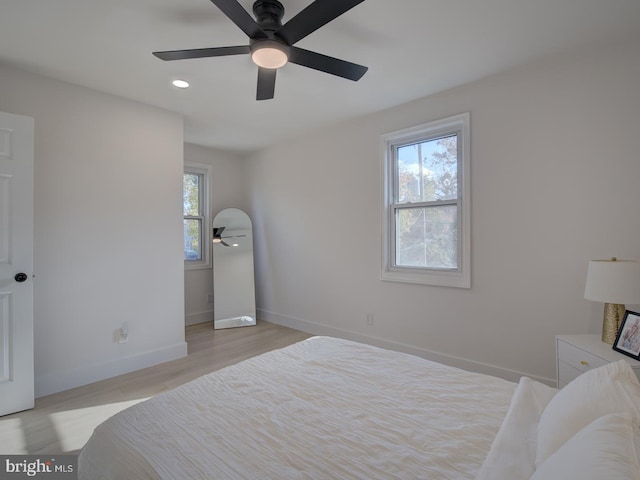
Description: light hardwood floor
xmin=0 ymin=321 xmax=311 ymax=455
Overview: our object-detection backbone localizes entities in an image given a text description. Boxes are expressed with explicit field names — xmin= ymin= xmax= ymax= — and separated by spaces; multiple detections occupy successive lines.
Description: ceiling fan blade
xmin=209 ymin=0 xmax=266 ymax=39
xmin=256 ymin=67 xmax=277 ymax=100
xmin=288 ymin=46 xmax=367 ymax=81
xmin=276 ymin=0 xmax=366 ymax=46
xmin=153 ymin=46 xmax=250 ymax=61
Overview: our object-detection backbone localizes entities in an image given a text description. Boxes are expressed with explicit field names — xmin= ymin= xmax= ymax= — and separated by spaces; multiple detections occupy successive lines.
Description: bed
xmin=78 ymin=336 xmax=640 ymax=480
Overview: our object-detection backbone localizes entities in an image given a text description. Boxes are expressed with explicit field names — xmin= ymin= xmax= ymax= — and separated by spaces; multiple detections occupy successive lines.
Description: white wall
xmin=183 ymin=143 xmax=246 ymax=326
xmin=0 ymin=64 xmax=187 ymax=396
xmin=245 ymin=37 xmax=640 ymax=384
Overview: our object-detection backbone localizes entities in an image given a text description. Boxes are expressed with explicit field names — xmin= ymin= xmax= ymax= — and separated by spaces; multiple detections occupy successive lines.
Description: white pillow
xmin=476 ymin=377 xmax=557 ymax=480
xmin=536 ymin=360 xmax=640 ymax=466
xmin=530 ymin=412 xmax=640 ymax=480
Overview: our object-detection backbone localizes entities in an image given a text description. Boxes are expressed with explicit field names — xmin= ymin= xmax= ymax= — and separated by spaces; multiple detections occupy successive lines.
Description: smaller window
xmin=183 ymin=163 xmax=211 ymax=269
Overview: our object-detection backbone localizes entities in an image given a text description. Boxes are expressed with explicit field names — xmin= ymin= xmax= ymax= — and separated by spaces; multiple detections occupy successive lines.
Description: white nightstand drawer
xmin=556 ymin=334 xmax=640 ymax=388
xmin=557 ymin=361 xmax=586 ymax=388
xmin=557 ymin=340 xmax=608 ymax=374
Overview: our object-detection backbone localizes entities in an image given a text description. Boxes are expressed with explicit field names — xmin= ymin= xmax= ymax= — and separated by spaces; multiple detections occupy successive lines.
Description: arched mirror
xmin=212 ymin=208 xmax=256 ymax=329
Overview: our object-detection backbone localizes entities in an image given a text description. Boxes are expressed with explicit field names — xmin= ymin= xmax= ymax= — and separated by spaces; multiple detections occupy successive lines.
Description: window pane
xmin=184 ymin=219 xmax=202 ymax=260
xmin=395 ymin=205 xmax=457 ymax=269
xmin=397 ymin=134 xmax=458 ymax=203
xmin=183 ymin=173 xmax=200 ymax=216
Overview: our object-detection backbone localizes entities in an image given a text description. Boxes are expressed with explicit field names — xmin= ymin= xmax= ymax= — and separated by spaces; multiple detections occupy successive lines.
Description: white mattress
xmin=78 ymin=336 xmax=515 ymax=479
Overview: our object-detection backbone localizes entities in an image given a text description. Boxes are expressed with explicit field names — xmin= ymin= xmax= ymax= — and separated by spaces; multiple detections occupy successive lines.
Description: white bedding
xmin=78 ymin=336 xmax=515 ymax=480
xmin=475 ymin=377 xmax=557 ymax=480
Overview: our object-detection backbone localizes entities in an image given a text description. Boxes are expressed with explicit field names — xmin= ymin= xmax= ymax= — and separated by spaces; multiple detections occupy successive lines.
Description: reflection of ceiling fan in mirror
xmin=213 ymin=227 xmax=246 ymax=247
xmin=212 ymin=227 xmax=229 ymax=246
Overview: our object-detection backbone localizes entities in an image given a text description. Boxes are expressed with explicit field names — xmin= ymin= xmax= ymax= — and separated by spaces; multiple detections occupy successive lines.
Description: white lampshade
xmin=584 ymin=259 xmax=640 ymax=304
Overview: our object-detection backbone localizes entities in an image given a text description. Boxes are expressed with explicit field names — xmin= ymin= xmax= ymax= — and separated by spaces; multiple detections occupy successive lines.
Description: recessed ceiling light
xmin=172 ymin=79 xmax=190 ymax=89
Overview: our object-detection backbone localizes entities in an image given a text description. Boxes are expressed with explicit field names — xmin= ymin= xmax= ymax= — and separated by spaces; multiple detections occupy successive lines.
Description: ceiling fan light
xmin=251 ymin=41 xmax=289 ymax=69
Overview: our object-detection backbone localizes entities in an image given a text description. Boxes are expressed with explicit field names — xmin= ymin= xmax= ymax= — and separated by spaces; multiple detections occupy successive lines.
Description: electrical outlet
xmin=208 ymin=294 xmax=214 ymax=304
xmin=366 ymin=313 xmax=374 ymax=326
xmin=118 ymin=322 xmax=129 ymax=344
xmin=118 ymin=330 xmax=128 ymax=343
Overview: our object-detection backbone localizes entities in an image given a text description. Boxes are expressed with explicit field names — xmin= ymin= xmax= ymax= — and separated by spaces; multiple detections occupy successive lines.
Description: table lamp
xmin=584 ymin=257 xmax=640 ymax=344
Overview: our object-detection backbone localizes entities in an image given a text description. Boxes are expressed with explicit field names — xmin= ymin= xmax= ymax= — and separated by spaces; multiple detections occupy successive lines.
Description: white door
xmin=0 ymin=112 xmax=34 ymax=416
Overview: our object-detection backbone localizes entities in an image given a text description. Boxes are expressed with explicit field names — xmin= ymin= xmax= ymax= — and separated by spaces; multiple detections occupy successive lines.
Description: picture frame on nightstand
xmin=613 ymin=310 xmax=640 ymax=360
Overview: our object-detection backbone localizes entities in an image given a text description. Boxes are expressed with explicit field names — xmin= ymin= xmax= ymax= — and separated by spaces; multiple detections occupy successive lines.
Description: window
xmin=183 ymin=163 xmax=211 ymax=269
xmin=381 ymin=113 xmax=470 ymax=288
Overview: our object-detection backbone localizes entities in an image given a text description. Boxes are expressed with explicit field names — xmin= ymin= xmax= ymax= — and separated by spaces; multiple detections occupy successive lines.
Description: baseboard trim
xmin=35 ymin=341 xmax=188 ymax=398
xmin=258 ymin=308 xmax=554 ymax=386
xmin=185 ymin=310 xmax=213 ymax=326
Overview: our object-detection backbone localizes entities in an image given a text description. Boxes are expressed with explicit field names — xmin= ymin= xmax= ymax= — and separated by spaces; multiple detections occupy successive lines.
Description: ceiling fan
xmin=213 ymin=227 xmax=230 ymax=246
xmin=213 ymin=227 xmax=246 ymax=246
xmin=153 ymin=0 xmax=368 ymax=100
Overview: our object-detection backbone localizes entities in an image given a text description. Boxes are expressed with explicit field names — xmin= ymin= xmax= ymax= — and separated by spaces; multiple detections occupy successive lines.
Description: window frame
xmin=380 ymin=112 xmax=470 ymax=288
xmin=184 ymin=162 xmax=212 ymax=270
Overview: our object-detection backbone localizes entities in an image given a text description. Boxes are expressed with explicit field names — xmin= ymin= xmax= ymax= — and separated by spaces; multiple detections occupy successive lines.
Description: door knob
xmin=14 ymin=273 xmax=28 ymax=283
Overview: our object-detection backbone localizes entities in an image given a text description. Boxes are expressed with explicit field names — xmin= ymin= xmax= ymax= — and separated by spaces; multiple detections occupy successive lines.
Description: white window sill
xmin=381 ymin=268 xmax=470 ymax=288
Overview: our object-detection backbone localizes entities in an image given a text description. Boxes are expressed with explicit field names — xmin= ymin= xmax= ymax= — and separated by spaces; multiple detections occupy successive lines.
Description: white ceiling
xmin=2 ymin=0 xmax=639 ymax=152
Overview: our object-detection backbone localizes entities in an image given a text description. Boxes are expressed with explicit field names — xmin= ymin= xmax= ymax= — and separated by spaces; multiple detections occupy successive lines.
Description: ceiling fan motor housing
xmin=252 ymin=0 xmax=285 ymax=33
xmin=250 ymin=0 xmax=289 ymax=64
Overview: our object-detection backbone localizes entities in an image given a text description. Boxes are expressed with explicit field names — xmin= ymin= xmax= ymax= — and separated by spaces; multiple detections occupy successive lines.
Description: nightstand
xmin=556 ymin=334 xmax=640 ymax=388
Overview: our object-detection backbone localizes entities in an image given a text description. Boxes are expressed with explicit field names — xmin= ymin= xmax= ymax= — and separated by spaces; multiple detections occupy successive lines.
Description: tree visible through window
xmin=396 ymin=134 xmax=458 ymax=269
xmin=183 ymin=172 xmax=203 ymax=261
xmin=381 ymin=113 xmax=470 ymax=288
